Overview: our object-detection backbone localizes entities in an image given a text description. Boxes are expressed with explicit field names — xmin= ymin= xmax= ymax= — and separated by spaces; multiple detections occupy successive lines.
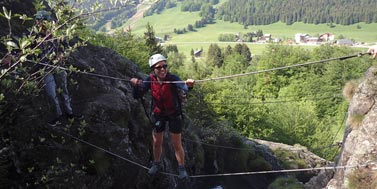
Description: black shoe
xmin=48 ymin=117 xmax=61 ymax=127
xmin=148 ymin=162 xmax=162 ymax=176
xmin=67 ymin=113 xmax=83 ymax=120
xmin=178 ymin=165 xmax=188 ymax=179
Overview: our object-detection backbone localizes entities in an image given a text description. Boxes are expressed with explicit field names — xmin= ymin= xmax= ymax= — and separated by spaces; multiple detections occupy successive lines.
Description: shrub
xmin=347 ymin=167 xmax=377 ymax=189
xmin=343 ymin=80 xmax=359 ymax=102
xmin=268 ymin=177 xmax=304 ymax=189
xmin=348 ymin=114 xmax=365 ymax=129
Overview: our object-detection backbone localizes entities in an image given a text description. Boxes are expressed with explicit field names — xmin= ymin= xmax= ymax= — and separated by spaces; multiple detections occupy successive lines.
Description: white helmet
xmin=149 ymin=54 xmax=166 ymax=68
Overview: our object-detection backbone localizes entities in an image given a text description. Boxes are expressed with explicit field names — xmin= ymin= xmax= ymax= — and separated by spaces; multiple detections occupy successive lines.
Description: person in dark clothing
xmin=35 ymin=10 xmax=81 ymax=126
xmin=130 ymin=54 xmax=195 ymax=179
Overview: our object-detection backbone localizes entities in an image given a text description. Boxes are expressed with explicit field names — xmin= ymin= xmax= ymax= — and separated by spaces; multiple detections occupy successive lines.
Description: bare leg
xmin=152 ymin=131 xmax=164 ymax=162
xmin=170 ymin=132 xmax=185 ymax=166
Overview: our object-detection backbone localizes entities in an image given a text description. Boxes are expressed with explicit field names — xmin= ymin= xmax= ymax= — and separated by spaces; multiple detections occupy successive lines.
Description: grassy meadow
xmin=123 ymin=1 xmax=377 ymax=58
xmin=119 ymin=1 xmax=375 ymax=149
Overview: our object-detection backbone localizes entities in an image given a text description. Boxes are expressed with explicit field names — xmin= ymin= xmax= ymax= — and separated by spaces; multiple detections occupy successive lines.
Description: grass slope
xmin=123 ymin=2 xmax=377 ymax=56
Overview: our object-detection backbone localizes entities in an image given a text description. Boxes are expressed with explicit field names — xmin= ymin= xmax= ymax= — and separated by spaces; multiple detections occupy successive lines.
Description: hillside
xmin=217 ymin=0 xmax=377 ymax=25
xmin=93 ymin=0 xmax=377 ymax=46
xmin=126 ymin=1 xmax=376 ymax=58
xmin=81 ymin=0 xmax=140 ymax=32
xmin=125 ymin=1 xmax=154 ymax=30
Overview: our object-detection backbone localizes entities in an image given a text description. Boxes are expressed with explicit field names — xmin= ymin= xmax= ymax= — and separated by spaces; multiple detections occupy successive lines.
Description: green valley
xmin=110 ymin=1 xmax=377 ymax=58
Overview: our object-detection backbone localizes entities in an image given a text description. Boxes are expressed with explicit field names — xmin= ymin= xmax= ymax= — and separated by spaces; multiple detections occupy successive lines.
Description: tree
xmin=164 ymin=44 xmax=178 ymax=54
xmin=166 ymin=51 xmax=185 ymax=76
xmin=215 ymin=0 xmax=377 ymax=25
xmin=233 ymin=43 xmax=252 ymax=63
xmin=144 ymin=22 xmax=162 ymax=55
xmin=206 ymin=43 xmax=223 ymax=67
xmin=223 ymin=45 xmax=233 ymax=58
xmin=187 ymin=24 xmax=194 ymax=31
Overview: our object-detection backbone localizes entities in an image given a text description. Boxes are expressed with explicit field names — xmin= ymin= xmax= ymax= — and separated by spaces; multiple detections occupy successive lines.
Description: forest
xmin=217 ymin=0 xmax=377 ymax=25
xmin=90 ymin=28 xmax=373 ymax=160
xmin=140 ymin=0 xmax=377 ymax=27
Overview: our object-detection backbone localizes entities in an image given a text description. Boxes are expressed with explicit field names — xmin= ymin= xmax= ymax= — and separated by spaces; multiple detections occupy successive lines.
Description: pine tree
xmin=144 ymin=23 xmax=162 ymax=55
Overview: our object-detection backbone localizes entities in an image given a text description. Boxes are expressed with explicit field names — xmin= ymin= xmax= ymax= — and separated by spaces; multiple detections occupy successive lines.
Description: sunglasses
xmin=154 ymin=64 xmax=168 ymax=70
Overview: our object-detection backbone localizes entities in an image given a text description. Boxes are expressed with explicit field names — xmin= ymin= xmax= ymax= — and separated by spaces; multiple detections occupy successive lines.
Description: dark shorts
xmin=151 ymin=113 xmax=183 ymax=134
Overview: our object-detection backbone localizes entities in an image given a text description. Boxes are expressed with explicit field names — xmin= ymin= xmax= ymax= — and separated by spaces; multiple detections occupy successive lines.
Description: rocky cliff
xmin=0 ymin=2 xmax=281 ymax=188
xmin=326 ymin=66 xmax=377 ymax=189
xmin=1 ymin=41 xmax=281 ymax=188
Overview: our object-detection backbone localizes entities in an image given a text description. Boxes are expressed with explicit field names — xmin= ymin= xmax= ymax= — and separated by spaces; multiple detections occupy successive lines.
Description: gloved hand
xmin=130 ymin=78 xmax=142 ymax=86
xmin=185 ymin=79 xmax=195 ymax=88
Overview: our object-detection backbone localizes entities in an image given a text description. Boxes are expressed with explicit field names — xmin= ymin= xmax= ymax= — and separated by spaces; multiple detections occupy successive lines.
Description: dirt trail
xmin=124 ymin=0 xmax=154 ymax=31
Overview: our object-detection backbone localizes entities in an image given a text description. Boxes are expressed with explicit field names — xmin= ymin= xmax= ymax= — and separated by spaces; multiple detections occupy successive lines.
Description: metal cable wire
xmin=32 ymin=52 xmax=369 ymax=84
xmin=15 ymin=52 xmax=371 ymax=179
xmin=53 ymin=126 xmax=373 ymax=179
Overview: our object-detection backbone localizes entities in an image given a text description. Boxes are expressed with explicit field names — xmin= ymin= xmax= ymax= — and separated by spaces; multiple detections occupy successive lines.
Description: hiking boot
xmin=48 ymin=117 xmax=61 ymax=127
xmin=148 ymin=162 xmax=162 ymax=176
xmin=67 ymin=113 xmax=84 ymax=121
xmin=178 ymin=165 xmax=188 ymax=179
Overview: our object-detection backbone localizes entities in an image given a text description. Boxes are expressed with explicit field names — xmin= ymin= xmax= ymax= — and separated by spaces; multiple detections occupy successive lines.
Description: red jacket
xmin=133 ymin=72 xmax=188 ymax=116
xmin=150 ymin=73 xmax=179 ymax=115
xmin=133 ymin=72 xmax=189 ymax=116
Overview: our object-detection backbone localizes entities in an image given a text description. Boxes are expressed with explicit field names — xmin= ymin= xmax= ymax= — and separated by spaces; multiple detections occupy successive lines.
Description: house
xmin=306 ymin=36 xmax=320 ymax=44
xmin=194 ymin=49 xmax=203 ymax=57
xmin=336 ymin=39 xmax=354 ymax=46
xmin=273 ymin=38 xmax=282 ymax=43
xmin=319 ymin=33 xmax=335 ymax=42
xmin=264 ymin=34 xmax=272 ymax=41
xmin=258 ymin=34 xmax=272 ymax=43
xmin=164 ymin=34 xmax=171 ymax=41
xmin=295 ymin=33 xmax=308 ymax=43
xmin=155 ymin=36 xmax=164 ymax=43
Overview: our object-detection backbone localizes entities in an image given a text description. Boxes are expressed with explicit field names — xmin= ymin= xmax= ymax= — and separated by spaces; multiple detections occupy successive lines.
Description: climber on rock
xmin=130 ymin=53 xmax=195 ymax=179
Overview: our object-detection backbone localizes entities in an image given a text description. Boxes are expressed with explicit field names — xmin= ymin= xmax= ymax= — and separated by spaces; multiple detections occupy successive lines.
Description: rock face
xmin=250 ymin=139 xmax=331 ymax=186
xmin=252 ymin=139 xmax=329 ymax=169
xmin=0 ymin=1 xmax=281 ymax=187
xmin=326 ymin=66 xmax=377 ymax=189
xmin=0 ymin=41 xmax=280 ymax=188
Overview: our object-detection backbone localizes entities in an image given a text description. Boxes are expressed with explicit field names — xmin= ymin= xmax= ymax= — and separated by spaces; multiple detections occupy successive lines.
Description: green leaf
xmin=56 ymin=157 xmax=62 ymax=164
xmin=27 ymin=167 xmax=35 ymax=173
xmin=6 ymin=41 xmax=18 ymax=48
xmin=70 ymin=24 xmax=76 ymax=30
xmin=2 ymin=7 xmax=11 ymax=20
xmin=16 ymin=13 xmax=33 ymax=21
xmin=20 ymin=55 xmax=28 ymax=62
xmin=20 ymin=40 xmax=31 ymax=49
